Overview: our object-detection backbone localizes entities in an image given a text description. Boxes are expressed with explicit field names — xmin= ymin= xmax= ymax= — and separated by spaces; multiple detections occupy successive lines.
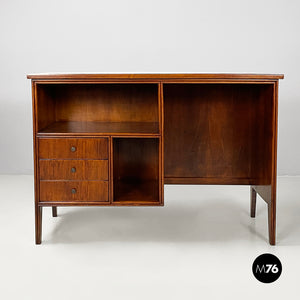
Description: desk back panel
xmin=164 ymin=83 xmax=274 ymax=185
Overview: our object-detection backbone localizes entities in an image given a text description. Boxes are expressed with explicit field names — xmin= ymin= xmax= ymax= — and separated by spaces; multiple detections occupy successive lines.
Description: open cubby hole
xmin=36 ymin=83 xmax=159 ymax=134
xmin=164 ymin=83 xmax=274 ymax=185
xmin=113 ymin=138 xmax=160 ymax=203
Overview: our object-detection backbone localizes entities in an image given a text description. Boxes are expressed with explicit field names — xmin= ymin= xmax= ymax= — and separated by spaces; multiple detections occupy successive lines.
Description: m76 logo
xmin=252 ymin=254 xmax=282 ymax=283
xmin=255 ymin=264 xmax=279 ymax=274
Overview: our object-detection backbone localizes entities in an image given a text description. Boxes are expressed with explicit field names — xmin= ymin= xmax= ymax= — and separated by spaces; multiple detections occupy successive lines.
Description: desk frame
xmin=28 ymin=74 xmax=283 ymax=245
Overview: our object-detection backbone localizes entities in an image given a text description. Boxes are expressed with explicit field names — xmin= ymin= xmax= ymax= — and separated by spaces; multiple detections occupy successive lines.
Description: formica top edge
xmin=27 ymin=73 xmax=284 ymax=80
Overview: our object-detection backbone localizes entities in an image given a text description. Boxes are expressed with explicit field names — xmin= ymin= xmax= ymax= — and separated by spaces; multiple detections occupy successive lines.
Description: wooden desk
xmin=27 ymin=73 xmax=284 ymax=245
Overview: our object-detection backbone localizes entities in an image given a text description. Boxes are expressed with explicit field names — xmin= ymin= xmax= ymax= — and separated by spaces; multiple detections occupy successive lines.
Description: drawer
xmin=39 ymin=160 xmax=108 ymax=180
xmin=38 ymin=138 xmax=108 ymax=159
xmin=40 ymin=181 xmax=109 ymax=202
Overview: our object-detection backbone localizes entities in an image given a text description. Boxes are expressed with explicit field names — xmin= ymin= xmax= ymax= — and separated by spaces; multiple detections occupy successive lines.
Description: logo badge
xmin=252 ymin=253 xmax=282 ymax=283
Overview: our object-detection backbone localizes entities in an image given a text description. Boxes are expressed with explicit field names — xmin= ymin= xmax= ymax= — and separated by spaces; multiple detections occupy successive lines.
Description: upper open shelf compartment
xmin=36 ymin=83 xmax=159 ymax=135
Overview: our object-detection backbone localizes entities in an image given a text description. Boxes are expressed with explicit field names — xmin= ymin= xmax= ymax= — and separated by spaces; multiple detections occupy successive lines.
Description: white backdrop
xmin=0 ymin=0 xmax=299 ymax=175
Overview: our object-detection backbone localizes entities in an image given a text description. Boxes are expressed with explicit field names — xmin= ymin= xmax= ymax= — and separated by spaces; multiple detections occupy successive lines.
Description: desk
xmin=28 ymin=73 xmax=284 ymax=245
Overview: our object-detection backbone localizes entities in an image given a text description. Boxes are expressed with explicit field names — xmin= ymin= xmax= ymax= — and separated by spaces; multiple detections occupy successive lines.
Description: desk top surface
xmin=27 ymin=73 xmax=284 ymax=81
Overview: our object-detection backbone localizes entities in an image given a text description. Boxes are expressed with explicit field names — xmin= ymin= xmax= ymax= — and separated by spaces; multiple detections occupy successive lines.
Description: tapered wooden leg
xmin=251 ymin=185 xmax=276 ymax=245
xmin=35 ymin=205 xmax=43 ymax=244
xmin=268 ymin=190 xmax=276 ymax=245
xmin=52 ymin=206 xmax=57 ymax=217
xmin=250 ymin=187 xmax=257 ymax=218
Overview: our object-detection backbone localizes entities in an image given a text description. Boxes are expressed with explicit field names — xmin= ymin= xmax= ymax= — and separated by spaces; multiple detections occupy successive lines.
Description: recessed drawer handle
xmin=70 ymin=146 xmax=76 ymax=152
xmin=71 ymin=188 xmax=77 ymax=194
xmin=71 ymin=167 xmax=76 ymax=173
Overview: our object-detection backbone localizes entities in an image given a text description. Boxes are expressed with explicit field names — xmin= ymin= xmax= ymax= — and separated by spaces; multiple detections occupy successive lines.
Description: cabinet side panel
xmin=36 ymin=84 xmax=56 ymax=131
xmin=32 ymin=82 xmax=39 ymax=203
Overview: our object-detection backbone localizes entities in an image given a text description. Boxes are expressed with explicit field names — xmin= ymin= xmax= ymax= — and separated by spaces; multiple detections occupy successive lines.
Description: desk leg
xmin=251 ymin=185 xmax=276 ymax=245
xmin=268 ymin=187 xmax=276 ymax=245
xmin=52 ymin=206 xmax=57 ymax=217
xmin=250 ymin=187 xmax=257 ymax=218
xmin=35 ymin=205 xmax=42 ymax=244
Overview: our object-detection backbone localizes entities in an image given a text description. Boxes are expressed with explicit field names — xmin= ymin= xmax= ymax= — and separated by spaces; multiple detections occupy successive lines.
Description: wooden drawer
xmin=40 ymin=181 xmax=109 ymax=202
xmin=39 ymin=160 xmax=108 ymax=180
xmin=38 ymin=138 xmax=108 ymax=159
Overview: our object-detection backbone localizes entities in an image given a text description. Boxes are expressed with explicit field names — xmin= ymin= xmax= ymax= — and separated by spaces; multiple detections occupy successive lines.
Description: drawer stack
xmin=38 ymin=138 xmax=109 ymax=203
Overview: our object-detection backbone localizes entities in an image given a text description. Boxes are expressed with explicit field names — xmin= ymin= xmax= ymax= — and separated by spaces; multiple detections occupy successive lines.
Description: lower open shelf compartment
xmin=113 ymin=137 xmax=160 ymax=204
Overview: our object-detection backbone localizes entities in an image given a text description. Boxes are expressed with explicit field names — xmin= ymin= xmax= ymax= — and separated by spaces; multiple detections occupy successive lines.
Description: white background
xmin=0 ymin=0 xmax=299 ymax=175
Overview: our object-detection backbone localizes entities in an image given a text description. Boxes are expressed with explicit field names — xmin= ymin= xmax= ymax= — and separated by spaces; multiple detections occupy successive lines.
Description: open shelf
xmin=38 ymin=121 xmax=159 ymax=136
xmin=164 ymin=83 xmax=274 ymax=185
xmin=36 ymin=83 xmax=159 ymax=135
xmin=113 ymin=138 xmax=160 ymax=204
xmin=113 ymin=181 xmax=159 ymax=203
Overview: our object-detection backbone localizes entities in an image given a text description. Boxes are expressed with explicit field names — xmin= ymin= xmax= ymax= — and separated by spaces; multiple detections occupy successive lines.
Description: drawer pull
xmin=71 ymin=188 xmax=77 ymax=194
xmin=71 ymin=167 xmax=76 ymax=173
xmin=70 ymin=146 xmax=76 ymax=152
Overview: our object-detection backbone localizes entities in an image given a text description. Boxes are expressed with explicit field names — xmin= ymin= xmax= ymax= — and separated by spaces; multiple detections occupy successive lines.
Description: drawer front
xmin=38 ymin=138 xmax=108 ymax=159
xmin=40 ymin=181 xmax=109 ymax=202
xmin=39 ymin=160 xmax=108 ymax=180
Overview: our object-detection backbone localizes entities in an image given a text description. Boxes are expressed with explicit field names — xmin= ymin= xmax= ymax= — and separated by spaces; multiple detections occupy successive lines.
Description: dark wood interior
xmin=164 ymin=83 xmax=274 ymax=185
xmin=113 ymin=138 xmax=159 ymax=204
xmin=36 ymin=84 xmax=159 ymax=134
